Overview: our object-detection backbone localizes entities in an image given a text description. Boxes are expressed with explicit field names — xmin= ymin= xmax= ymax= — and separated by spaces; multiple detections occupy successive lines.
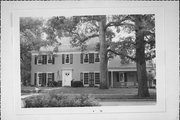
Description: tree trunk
xmin=136 ymin=33 xmax=150 ymax=97
xmin=99 ymin=16 xmax=109 ymax=89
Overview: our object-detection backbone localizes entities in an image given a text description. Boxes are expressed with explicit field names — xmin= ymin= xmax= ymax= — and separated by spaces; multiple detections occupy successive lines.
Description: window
xmin=42 ymin=55 xmax=47 ymax=64
xmin=84 ymin=73 xmax=89 ymax=84
xmin=38 ymin=56 xmax=42 ymax=64
xmin=65 ymin=54 xmax=70 ymax=63
xmin=36 ymin=55 xmax=54 ymax=65
xmin=36 ymin=72 xmax=54 ymax=86
xmin=89 ymin=72 xmax=94 ymax=86
xmin=95 ymin=73 xmax=100 ymax=84
xmin=48 ymin=55 xmax=54 ymax=64
xmin=48 ymin=73 xmax=54 ymax=82
xmin=62 ymin=54 xmax=73 ymax=64
xmin=84 ymin=54 xmax=89 ymax=63
xmin=38 ymin=73 xmax=43 ymax=84
xmin=89 ymin=53 xmax=94 ymax=63
xmin=117 ymin=72 xmax=124 ymax=82
xmin=95 ymin=53 xmax=100 ymax=62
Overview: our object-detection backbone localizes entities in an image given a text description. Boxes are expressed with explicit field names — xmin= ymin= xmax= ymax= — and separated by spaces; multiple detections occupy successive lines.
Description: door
xmin=62 ymin=70 xmax=72 ymax=86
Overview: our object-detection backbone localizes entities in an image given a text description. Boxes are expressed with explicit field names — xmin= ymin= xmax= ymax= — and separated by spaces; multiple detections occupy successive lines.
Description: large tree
xmin=44 ymin=15 xmax=155 ymax=97
xmin=20 ymin=17 xmax=49 ymax=85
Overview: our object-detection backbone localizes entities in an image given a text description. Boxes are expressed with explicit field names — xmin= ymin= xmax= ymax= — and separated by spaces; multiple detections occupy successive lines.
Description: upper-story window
xmin=62 ymin=54 xmax=73 ymax=64
xmin=95 ymin=53 xmax=100 ymax=62
xmin=84 ymin=54 xmax=89 ymax=63
xmin=65 ymin=54 xmax=70 ymax=64
xmin=35 ymin=55 xmax=55 ymax=65
xmin=80 ymin=53 xmax=100 ymax=64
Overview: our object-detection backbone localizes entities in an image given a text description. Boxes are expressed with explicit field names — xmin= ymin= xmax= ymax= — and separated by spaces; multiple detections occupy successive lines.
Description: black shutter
xmin=52 ymin=73 xmax=54 ymax=81
xmin=80 ymin=53 xmax=83 ymax=64
xmin=62 ymin=54 xmax=64 ymax=64
xmin=70 ymin=54 xmax=73 ymax=64
xmin=80 ymin=72 xmax=83 ymax=82
xmin=35 ymin=56 xmax=37 ymax=65
xmin=42 ymin=73 xmax=46 ymax=86
xmin=34 ymin=73 xmax=37 ymax=85
xmin=52 ymin=56 xmax=55 ymax=64
xmin=89 ymin=53 xmax=94 ymax=63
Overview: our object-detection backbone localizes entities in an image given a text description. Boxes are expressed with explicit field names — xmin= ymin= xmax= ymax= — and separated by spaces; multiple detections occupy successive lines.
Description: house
xmin=31 ymin=38 xmax=155 ymax=88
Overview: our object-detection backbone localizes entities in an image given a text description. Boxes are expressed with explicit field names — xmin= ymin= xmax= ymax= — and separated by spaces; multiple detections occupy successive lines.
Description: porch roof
xmin=108 ymin=56 xmax=153 ymax=71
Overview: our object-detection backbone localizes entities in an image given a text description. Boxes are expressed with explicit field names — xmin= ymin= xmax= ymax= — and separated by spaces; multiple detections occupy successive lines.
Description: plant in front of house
xmin=23 ymin=92 xmax=100 ymax=108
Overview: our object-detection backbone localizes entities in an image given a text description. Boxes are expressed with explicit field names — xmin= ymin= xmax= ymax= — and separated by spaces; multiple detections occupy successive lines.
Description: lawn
xmin=21 ymin=87 xmax=156 ymax=100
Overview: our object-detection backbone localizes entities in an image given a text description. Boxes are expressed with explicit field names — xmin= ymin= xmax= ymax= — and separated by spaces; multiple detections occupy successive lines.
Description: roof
xmin=108 ymin=56 xmax=154 ymax=71
xmin=38 ymin=37 xmax=99 ymax=53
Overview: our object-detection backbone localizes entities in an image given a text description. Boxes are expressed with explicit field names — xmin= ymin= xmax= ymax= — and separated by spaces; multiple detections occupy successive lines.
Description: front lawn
xmin=21 ymin=87 xmax=156 ymax=100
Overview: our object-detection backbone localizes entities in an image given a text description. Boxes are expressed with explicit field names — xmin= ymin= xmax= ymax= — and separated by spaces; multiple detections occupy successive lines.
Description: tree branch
xmin=107 ymin=49 xmax=136 ymax=61
xmin=81 ymin=34 xmax=99 ymax=42
xmin=105 ymin=22 xmax=134 ymax=30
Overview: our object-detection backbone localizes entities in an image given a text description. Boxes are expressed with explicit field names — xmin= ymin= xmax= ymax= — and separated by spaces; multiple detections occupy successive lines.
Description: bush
xmin=23 ymin=93 xmax=100 ymax=108
xmin=71 ymin=81 xmax=83 ymax=87
xmin=57 ymin=81 xmax=62 ymax=87
xmin=47 ymin=81 xmax=58 ymax=87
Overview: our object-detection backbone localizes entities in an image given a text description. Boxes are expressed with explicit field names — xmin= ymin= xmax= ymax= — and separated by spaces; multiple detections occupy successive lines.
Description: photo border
xmin=1 ymin=1 xmax=179 ymax=120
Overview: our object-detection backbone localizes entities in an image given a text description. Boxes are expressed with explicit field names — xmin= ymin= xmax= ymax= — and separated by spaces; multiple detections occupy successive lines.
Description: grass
xmin=21 ymin=87 xmax=156 ymax=100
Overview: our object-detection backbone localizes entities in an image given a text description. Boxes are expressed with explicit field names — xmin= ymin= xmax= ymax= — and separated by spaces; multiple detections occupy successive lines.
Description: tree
xmin=44 ymin=15 xmax=155 ymax=97
xmin=107 ymin=15 xmax=155 ymax=97
xmin=20 ymin=17 xmax=45 ymax=85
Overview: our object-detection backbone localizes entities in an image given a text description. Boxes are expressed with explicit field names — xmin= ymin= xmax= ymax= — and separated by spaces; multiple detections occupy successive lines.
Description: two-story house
xmin=31 ymin=38 xmax=155 ymax=88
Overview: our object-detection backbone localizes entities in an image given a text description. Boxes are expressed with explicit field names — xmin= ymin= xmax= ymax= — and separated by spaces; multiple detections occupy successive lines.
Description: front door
xmin=62 ymin=70 xmax=72 ymax=86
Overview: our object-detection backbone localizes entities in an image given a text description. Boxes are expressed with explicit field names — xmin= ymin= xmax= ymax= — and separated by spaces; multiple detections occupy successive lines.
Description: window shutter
xmin=52 ymin=73 xmax=54 ymax=81
xmin=62 ymin=54 xmax=64 ymax=64
xmin=42 ymin=73 xmax=46 ymax=86
xmin=34 ymin=73 xmax=37 ymax=85
xmin=35 ymin=56 xmax=37 ymax=65
xmin=70 ymin=54 xmax=73 ymax=64
xmin=52 ymin=56 xmax=55 ymax=64
xmin=89 ymin=53 xmax=94 ymax=63
xmin=80 ymin=72 xmax=83 ymax=83
xmin=80 ymin=53 xmax=83 ymax=64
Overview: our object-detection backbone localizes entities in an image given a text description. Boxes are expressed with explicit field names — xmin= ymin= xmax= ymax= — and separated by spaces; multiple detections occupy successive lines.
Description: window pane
xmin=95 ymin=53 xmax=100 ymax=62
xmin=84 ymin=73 xmax=89 ymax=84
xmin=84 ymin=54 xmax=89 ymax=63
xmin=65 ymin=54 xmax=70 ymax=63
xmin=95 ymin=73 xmax=100 ymax=84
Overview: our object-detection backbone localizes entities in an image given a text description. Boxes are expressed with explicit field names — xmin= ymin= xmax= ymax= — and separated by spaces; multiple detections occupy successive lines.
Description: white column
xmin=111 ymin=71 xmax=113 ymax=88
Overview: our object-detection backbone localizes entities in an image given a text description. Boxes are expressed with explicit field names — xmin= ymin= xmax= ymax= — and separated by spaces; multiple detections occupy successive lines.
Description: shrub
xmin=71 ymin=81 xmax=83 ymax=87
xmin=47 ymin=81 xmax=58 ymax=87
xmin=57 ymin=81 xmax=62 ymax=87
xmin=23 ymin=93 xmax=100 ymax=108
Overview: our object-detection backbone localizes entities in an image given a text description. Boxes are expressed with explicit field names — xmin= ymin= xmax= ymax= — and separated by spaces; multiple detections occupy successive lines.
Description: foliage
xmin=71 ymin=81 xmax=84 ymax=87
xmin=20 ymin=17 xmax=44 ymax=85
xmin=47 ymin=81 xmax=58 ymax=87
xmin=23 ymin=93 xmax=100 ymax=108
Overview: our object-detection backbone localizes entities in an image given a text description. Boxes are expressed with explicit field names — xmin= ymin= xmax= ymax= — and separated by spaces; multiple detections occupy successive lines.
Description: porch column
xmin=111 ymin=71 xmax=113 ymax=88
